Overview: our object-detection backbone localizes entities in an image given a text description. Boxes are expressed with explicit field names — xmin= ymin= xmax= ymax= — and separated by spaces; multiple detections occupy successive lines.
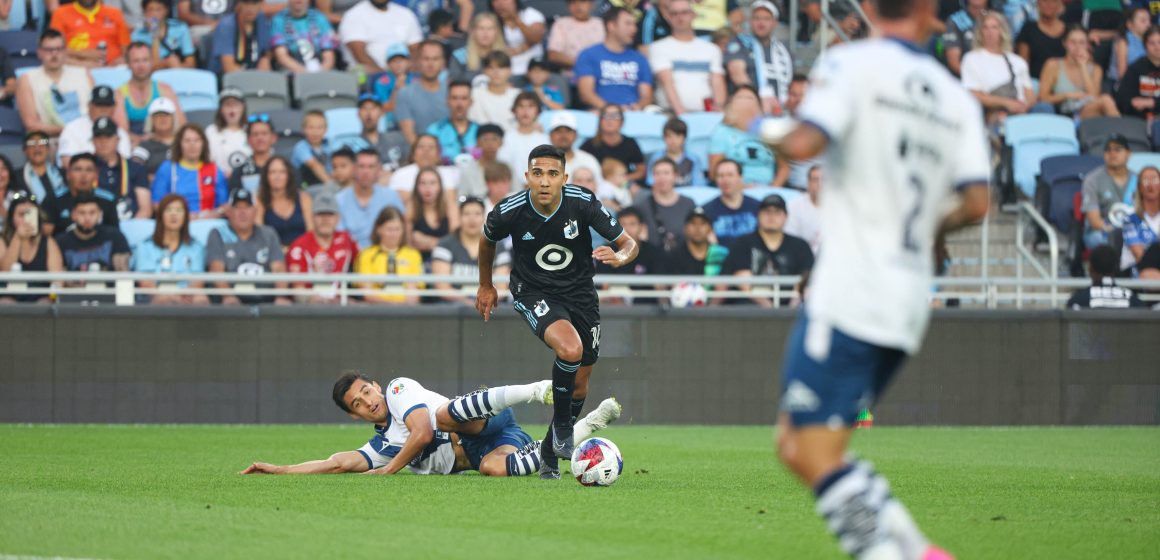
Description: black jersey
xmin=484 ymin=185 xmax=625 ymax=299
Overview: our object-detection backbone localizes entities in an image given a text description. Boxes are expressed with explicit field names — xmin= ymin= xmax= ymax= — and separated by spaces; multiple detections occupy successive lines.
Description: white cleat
xmin=585 ymin=397 xmax=622 ymax=432
xmin=530 ymin=379 xmax=553 ymax=405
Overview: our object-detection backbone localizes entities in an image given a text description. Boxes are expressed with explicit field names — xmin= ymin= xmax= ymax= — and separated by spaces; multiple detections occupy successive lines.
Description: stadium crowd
xmin=0 ymin=0 xmax=1157 ymax=306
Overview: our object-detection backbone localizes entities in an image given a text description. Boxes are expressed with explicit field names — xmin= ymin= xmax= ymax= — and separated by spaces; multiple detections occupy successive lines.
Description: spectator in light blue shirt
xmin=270 ymin=0 xmax=337 ymax=73
xmin=132 ymin=0 xmax=196 ymax=68
xmin=425 ymin=79 xmax=478 ymax=161
xmin=131 ymin=192 xmax=210 ymax=305
xmin=336 ymin=148 xmax=406 ymax=248
xmin=645 ymin=117 xmax=706 ymax=187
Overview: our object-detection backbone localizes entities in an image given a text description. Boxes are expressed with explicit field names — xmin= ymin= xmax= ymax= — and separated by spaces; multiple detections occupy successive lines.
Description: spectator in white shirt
xmin=961 ymin=11 xmax=1037 ymax=124
xmin=339 ymin=0 xmax=423 ymax=75
xmin=468 ymin=51 xmax=520 ymax=129
xmin=647 ymin=0 xmax=726 ymax=115
xmin=784 ymin=165 xmax=823 ymax=253
xmin=498 ymin=91 xmax=549 ymax=189
xmin=489 ymin=0 xmax=546 ymax=76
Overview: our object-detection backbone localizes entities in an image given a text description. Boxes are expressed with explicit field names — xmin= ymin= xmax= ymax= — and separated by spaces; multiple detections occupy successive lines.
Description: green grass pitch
xmin=1 ymin=425 xmax=1157 ymax=559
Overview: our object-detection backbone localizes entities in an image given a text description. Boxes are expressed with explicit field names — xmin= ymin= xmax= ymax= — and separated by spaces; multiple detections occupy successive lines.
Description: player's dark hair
xmin=871 ymin=0 xmax=920 ymax=20
xmin=527 ymin=144 xmax=566 ymax=169
xmin=792 ymin=73 xmax=809 ymax=84
xmin=662 ymin=118 xmax=687 ymax=138
xmin=714 ymin=158 xmax=743 ymax=176
xmin=71 ymin=191 xmax=100 ymax=211
xmin=1089 ymin=245 xmax=1120 ymax=279
xmin=616 ymin=207 xmax=643 ymax=222
xmin=333 ymin=372 xmax=372 ymax=412
xmin=68 ymin=152 xmax=98 ymax=169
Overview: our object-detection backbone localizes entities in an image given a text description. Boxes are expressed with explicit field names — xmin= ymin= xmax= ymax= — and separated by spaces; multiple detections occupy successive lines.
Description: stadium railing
xmin=2 ymin=272 xmax=1157 ymax=309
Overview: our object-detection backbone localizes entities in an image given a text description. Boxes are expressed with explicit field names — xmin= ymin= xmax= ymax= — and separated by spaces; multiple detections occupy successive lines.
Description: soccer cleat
xmin=538 ymin=461 xmax=561 ymax=480
xmin=551 ymin=424 xmax=574 ymax=459
xmin=922 ymin=546 xmax=955 ymax=560
xmin=530 ymin=379 xmax=553 ymax=405
xmin=586 ymin=398 xmax=622 ymax=432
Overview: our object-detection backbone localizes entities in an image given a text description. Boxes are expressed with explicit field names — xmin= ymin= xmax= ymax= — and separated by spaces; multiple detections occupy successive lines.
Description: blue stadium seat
xmin=91 ymin=67 xmax=130 ymax=89
xmin=119 ymin=219 xmax=155 ymax=250
xmin=745 ymin=186 xmax=802 ymax=204
xmin=14 ymin=67 xmax=32 ymax=79
xmin=680 ymin=112 xmax=722 ymax=162
xmin=0 ymin=106 xmax=25 ymax=146
xmin=1127 ymin=152 xmax=1160 ymax=173
xmin=675 ymin=186 xmax=720 ymax=206
xmin=623 ymin=111 xmax=668 ymax=158
xmin=154 ymin=69 xmax=219 ymax=112
xmin=190 ymin=219 xmax=228 ymax=246
xmin=323 ymin=107 xmax=360 ymax=146
xmin=539 ymin=110 xmax=598 ymax=143
xmin=0 ymin=31 xmax=40 ymax=70
xmin=1004 ymin=114 xmax=1076 ymax=147
xmin=1015 ymin=142 xmax=1079 ymax=197
xmin=1037 ymin=155 xmax=1102 ymax=234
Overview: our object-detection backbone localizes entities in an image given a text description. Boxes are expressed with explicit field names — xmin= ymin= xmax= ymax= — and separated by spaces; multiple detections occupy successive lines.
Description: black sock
xmin=540 ymin=427 xmax=558 ymax=468
xmin=551 ymin=358 xmax=580 ymax=429
xmin=570 ymin=398 xmax=586 ymax=425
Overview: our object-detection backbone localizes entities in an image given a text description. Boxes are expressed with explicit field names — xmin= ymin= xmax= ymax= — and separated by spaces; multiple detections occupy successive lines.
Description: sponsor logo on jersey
xmin=391 ymin=383 xmax=404 ymax=395
xmin=535 ymin=244 xmax=573 ymax=271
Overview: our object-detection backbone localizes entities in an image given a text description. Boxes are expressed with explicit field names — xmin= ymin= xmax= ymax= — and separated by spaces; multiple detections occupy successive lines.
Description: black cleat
xmin=551 ymin=424 xmax=574 ymax=460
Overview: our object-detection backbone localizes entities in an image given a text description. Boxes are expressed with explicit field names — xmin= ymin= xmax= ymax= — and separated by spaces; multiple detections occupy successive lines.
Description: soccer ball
xmin=571 ymin=437 xmax=623 ymax=487
xmin=670 ymin=282 xmax=708 ymax=308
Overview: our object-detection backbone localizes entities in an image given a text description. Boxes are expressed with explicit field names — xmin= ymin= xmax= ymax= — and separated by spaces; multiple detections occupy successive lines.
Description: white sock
xmin=815 ymin=461 xmax=929 ymax=560
xmin=447 ymin=383 xmax=542 ymax=424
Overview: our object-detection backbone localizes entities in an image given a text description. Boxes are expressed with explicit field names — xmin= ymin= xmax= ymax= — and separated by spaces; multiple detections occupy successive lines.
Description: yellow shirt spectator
xmin=355 ymin=245 xmax=423 ymax=303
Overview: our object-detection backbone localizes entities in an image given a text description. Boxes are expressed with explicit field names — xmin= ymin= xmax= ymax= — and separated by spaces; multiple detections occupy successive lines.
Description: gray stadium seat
xmin=224 ymin=71 xmax=291 ymax=112
xmin=264 ymin=108 xmax=305 ymax=136
xmin=294 ymin=71 xmax=359 ymax=112
xmin=1078 ymin=117 xmax=1150 ymax=154
xmin=184 ymin=109 xmax=216 ymax=129
xmin=0 ymin=143 xmax=26 ymax=168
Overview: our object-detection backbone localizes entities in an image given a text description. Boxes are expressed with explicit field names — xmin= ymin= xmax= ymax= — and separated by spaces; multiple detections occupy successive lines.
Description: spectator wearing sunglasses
xmin=228 ymin=113 xmax=277 ymax=194
xmin=58 ymin=85 xmax=132 ymax=168
xmin=15 ymin=29 xmax=96 ymax=137
xmin=17 ymin=131 xmax=66 ymax=204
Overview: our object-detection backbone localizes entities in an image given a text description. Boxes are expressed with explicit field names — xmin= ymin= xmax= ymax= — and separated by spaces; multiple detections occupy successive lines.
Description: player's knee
xmin=479 ymin=458 xmax=508 ymax=477
xmin=556 ymin=342 xmax=583 ymax=363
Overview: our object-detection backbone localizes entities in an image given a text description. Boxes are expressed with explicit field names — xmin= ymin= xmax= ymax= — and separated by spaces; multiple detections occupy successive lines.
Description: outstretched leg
xmin=436 ymin=380 xmax=552 ymax=434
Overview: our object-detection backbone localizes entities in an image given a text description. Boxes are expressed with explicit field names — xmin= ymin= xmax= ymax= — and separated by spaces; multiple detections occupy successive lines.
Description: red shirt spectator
xmin=51 ymin=0 xmax=131 ymax=66
xmin=287 ymin=191 xmax=358 ymax=303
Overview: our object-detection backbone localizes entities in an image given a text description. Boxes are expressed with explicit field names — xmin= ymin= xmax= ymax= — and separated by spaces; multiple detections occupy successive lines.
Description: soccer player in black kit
xmin=476 ymin=144 xmax=639 ymax=479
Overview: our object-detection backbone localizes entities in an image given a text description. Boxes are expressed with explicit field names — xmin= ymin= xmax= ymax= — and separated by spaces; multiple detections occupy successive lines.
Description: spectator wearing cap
xmin=1081 ymin=135 xmax=1136 ymax=250
xmin=720 ymin=194 xmax=813 ymax=307
xmin=136 ymin=97 xmax=178 ymax=178
xmin=468 ymin=51 xmax=520 ymax=130
xmin=490 ymin=0 xmax=546 ymax=77
xmin=18 ymin=131 xmax=66 ymax=203
xmin=210 ymin=0 xmax=271 ymax=75
xmin=1067 ymin=245 xmax=1148 ymax=309
xmin=178 ymin=0 xmax=237 ymax=42
xmin=92 ymin=116 xmax=151 ymax=220
xmin=255 ymin=155 xmax=312 ymax=247
xmin=354 ymin=94 xmax=410 ymax=172
xmin=1116 ymin=26 xmax=1160 ymax=119
xmin=43 ymin=152 xmax=120 ymax=233
xmin=450 ymin=12 xmax=506 ymax=85
xmin=133 ymin=0 xmax=197 ymax=70
xmin=50 ymin=0 xmax=131 ymax=67
xmin=575 ymin=7 xmax=653 ymax=110
xmin=0 ymin=193 xmax=63 ymax=304
xmin=784 ymin=165 xmax=823 ymax=254
xmin=709 ymin=86 xmax=785 ymax=186
xmin=337 ymin=148 xmax=406 ymax=248
xmin=340 ymin=0 xmax=422 ymax=75
xmin=664 ymin=206 xmax=730 ymax=278
xmin=523 ymin=58 xmax=565 ymax=111
xmin=206 ymin=187 xmax=291 ymax=305
xmin=703 ymin=159 xmax=759 ymax=249
xmin=54 ymin=190 xmax=131 ymax=274
xmin=115 ymin=41 xmax=186 ymax=140
xmin=457 ymin=123 xmax=505 ymax=199
xmin=581 ymin=104 xmax=646 ymax=185
xmin=130 ymin=193 xmax=209 ymax=305
xmin=723 ymin=0 xmax=792 ymax=115
xmin=228 ymin=113 xmax=276 ymax=194
xmin=648 ymin=0 xmax=725 ymax=115
xmin=547 ymin=0 xmax=604 ymax=79
xmin=498 ymin=92 xmax=549 ymax=188
xmin=397 ymin=40 xmax=450 ymax=145
xmin=205 ymin=88 xmax=250 ymax=173
xmin=547 ymin=112 xmax=603 ymax=184
xmin=58 ymin=85 xmax=132 ymax=168
xmin=150 ymin=123 xmax=229 ymax=219
xmin=293 ymin=110 xmax=331 ymax=186
xmin=645 ymin=118 xmax=705 ymax=188
xmin=632 ymin=157 xmax=695 ymax=251
xmin=369 ymin=44 xmax=416 ymax=130
xmin=270 ymin=0 xmax=337 ymax=74
xmin=427 ymin=80 xmax=479 ymax=160
xmin=596 ymin=206 xmax=663 ymax=305
xmin=431 ymin=196 xmax=511 ymax=304
xmin=287 ymin=190 xmax=358 ymax=303
xmin=15 ymin=29 xmax=95 ymax=137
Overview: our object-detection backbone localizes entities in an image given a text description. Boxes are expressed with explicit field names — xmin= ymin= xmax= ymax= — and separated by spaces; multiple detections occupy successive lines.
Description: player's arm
xmin=240 ymin=451 xmax=369 ymax=474
xmin=593 ymin=231 xmax=638 ymax=269
xmin=476 ymin=238 xmax=498 ymax=320
xmin=365 ymin=407 xmax=434 ymax=475
xmin=939 ymin=184 xmax=989 ymax=235
xmin=940 ymin=98 xmax=991 ymax=235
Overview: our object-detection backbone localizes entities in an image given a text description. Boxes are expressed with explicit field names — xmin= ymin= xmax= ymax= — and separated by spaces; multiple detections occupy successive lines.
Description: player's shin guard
xmin=505 ymin=441 xmax=543 ymax=476
xmin=446 ymin=381 xmax=549 ymax=424
xmin=570 ymin=398 xmax=586 ymax=424
xmin=551 ymin=358 xmax=580 ymax=429
xmin=814 ymin=461 xmax=930 ymax=560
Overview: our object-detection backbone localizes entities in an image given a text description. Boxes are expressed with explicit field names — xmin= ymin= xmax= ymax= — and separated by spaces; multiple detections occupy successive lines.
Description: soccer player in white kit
xmin=766 ymin=0 xmax=991 ymax=558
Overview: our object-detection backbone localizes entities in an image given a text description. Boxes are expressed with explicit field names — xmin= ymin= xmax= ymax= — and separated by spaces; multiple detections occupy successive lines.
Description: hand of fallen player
xmin=240 ymin=462 xmax=281 ymax=475
xmin=476 ymin=285 xmax=498 ymax=321
xmin=593 ymin=246 xmax=625 ymax=268
xmin=362 ymin=466 xmax=391 ymax=475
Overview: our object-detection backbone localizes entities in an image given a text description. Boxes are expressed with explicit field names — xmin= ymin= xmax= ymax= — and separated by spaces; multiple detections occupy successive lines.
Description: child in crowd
xmin=293 ymin=111 xmax=331 ymax=186
xmin=369 ymin=43 xmax=414 ymax=131
xmin=468 ymin=51 xmax=520 ymax=129
xmin=524 ymin=58 xmax=564 ymax=110
xmin=646 ymin=118 xmax=706 ymax=188
xmin=599 ymin=158 xmax=634 ymax=209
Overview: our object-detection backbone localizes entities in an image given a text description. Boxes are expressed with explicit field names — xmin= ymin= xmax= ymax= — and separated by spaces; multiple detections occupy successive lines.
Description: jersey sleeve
xmin=483 ymin=201 xmax=512 ymax=242
xmin=587 ymin=197 xmax=625 ymax=242
xmin=951 ymin=95 xmax=991 ymax=189
xmin=357 ymin=433 xmax=400 ymax=470
xmin=797 ymin=50 xmax=855 ymax=141
xmin=383 ymin=377 xmax=430 ymax=423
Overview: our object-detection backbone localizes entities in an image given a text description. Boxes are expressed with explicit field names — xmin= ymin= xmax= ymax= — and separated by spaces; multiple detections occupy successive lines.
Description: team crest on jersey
xmin=563 ymin=219 xmax=579 ymax=240
xmin=534 ymin=300 xmax=550 ymax=317
xmin=391 ymin=383 xmax=404 ymax=395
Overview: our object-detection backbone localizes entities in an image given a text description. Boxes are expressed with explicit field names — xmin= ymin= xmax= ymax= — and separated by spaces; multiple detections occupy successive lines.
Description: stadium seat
xmin=675 ymin=186 xmax=720 ymax=206
xmin=0 ymin=107 xmax=25 ymax=146
xmin=745 ymin=186 xmax=802 ymax=204
xmin=294 ymin=71 xmax=358 ymax=112
xmin=1036 ymin=155 xmax=1102 ymax=235
xmin=14 ymin=67 xmax=32 ymax=79
xmin=224 ymin=71 xmax=290 ymax=112
xmin=189 ymin=219 xmax=227 ymax=246
xmin=184 ymin=109 xmax=216 ymax=129
xmin=154 ymin=69 xmax=219 ymax=112
xmin=119 ymin=218 xmax=155 ymax=250
xmin=623 ymin=111 xmax=668 ymax=157
xmin=0 ymin=143 xmax=26 ymax=168
xmin=0 ymin=31 xmax=40 ymax=70
xmin=264 ymin=108 xmax=305 ymax=136
xmin=1004 ymin=114 xmax=1076 ymax=147
xmin=274 ymin=134 xmax=304 ymax=158
xmin=323 ymin=107 xmax=361 ymax=146
xmin=538 ymin=110 xmax=598 ymax=142
xmin=680 ymin=112 xmax=723 ymax=161
xmin=1127 ymin=152 xmax=1160 ymax=173
xmin=1014 ymin=142 xmax=1079 ymax=198
xmin=91 ymin=67 xmax=130 ymax=89
xmin=1078 ymin=117 xmax=1150 ymax=154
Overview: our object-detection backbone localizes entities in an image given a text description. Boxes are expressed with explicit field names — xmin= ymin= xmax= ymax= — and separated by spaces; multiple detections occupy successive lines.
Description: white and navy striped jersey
xmin=357 ymin=377 xmax=455 ymax=475
xmin=1066 ymin=278 xmax=1147 ymax=309
xmin=798 ymin=38 xmax=991 ymax=354
xmin=483 ymin=186 xmax=625 ymax=299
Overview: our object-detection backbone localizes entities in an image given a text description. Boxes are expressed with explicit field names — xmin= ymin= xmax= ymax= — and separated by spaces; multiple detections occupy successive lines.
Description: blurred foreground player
xmin=475 ymin=145 xmax=638 ymax=479
xmin=765 ymin=0 xmax=991 ymax=556
xmin=241 ymin=374 xmax=622 ymax=477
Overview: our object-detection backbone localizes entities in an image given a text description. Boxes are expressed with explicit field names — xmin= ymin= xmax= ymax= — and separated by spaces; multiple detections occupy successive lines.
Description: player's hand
xmin=362 ymin=466 xmax=391 ymax=475
xmin=593 ymin=246 xmax=625 ymax=268
xmin=240 ymin=462 xmax=282 ymax=475
xmin=476 ymin=285 xmax=498 ymax=321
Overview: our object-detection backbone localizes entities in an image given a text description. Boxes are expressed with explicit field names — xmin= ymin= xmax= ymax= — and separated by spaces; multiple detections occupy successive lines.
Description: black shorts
xmin=512 ymin=292 xmax=601 ymax=366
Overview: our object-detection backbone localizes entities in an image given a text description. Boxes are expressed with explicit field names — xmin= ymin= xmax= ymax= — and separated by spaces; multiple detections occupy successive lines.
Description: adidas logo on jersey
xmin=522 ymin=232 xmax=535 ymax=241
